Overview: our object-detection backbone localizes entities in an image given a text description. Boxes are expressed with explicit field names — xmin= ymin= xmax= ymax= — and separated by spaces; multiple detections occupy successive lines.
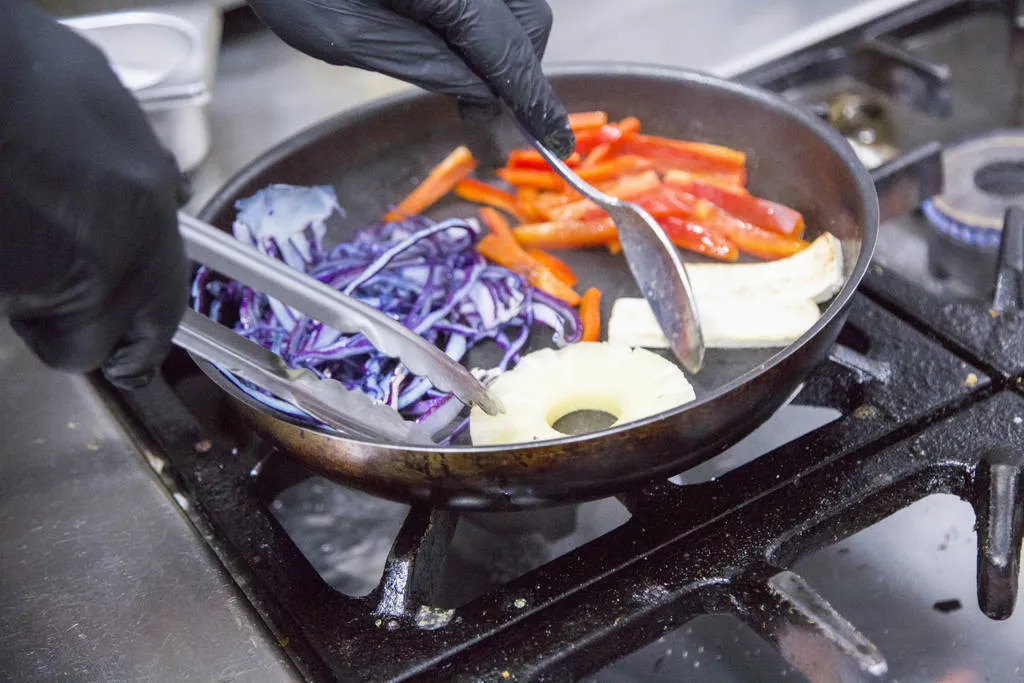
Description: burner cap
xmin=924 ymin=130 xmax=1024 ymax=249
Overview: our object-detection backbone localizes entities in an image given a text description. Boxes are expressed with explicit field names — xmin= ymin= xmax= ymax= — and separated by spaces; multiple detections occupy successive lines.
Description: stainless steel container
xmin=62 ymin=4 xmax=223 ymax=173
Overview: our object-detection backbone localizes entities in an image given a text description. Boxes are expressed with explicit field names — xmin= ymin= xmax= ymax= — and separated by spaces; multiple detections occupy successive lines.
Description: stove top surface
xmin=111 ymin=1 xmax=1024 ymax=680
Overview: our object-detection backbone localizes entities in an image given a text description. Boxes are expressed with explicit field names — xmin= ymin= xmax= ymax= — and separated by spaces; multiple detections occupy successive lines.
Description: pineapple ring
xmin=469 ymin=342 xmax=696 ymax=446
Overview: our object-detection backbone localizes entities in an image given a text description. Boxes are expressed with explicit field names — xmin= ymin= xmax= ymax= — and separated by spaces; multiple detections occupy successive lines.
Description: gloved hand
xmin=245 ymin=0 xmax=576 ymax=158
xmin=0 ymin=0 xmax=189 ymax=389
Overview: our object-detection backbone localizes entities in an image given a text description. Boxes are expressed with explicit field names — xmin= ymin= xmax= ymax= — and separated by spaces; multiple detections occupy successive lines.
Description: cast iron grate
xmin=113 ymin=290 xmax=1004 ymax=682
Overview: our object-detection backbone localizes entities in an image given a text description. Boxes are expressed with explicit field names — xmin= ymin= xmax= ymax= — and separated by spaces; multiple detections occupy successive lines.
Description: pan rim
xmin=193 ymin=61 xmax=879 ymax=454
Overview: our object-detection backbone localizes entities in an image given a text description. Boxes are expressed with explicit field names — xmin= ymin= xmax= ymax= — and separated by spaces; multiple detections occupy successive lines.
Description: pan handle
xmin=868 ymin=140 xmax=944 ymax=223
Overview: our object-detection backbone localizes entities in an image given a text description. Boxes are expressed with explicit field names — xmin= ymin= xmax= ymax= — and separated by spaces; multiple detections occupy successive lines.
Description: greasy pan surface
xmin=196 ymin=64 xmax=878 ymax=510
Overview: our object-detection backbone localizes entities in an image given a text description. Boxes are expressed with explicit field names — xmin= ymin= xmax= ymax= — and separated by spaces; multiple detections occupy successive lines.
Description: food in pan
xmin=606 ymin=233 xmax=844 ymax=350
xmin=608 ymin=296 xmax=823 ymax=350
xmin=468 ymin=343 xmax=695 ymax=446
xmin=192 ymin=184 xmax=581 ymax=442
xmin=192 ymin=111 xmax=842 ymax=444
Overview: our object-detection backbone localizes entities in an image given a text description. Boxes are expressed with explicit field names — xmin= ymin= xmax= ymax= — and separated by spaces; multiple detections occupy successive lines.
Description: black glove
xmin=245 ymin=0 xmax=576 ymax=158
xmin=0 ymin=0 xmax=189 ymax=389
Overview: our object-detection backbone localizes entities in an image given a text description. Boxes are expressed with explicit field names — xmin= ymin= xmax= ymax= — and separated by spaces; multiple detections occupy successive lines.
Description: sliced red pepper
xmin=617 ymin=134 xmax=746 ymax=176
xmin=692 ymin=199 xmax=809 ymax=260
xmin=580 ymin=288 xmax=602 ymax=342
xmin=478 ymin=208 xmax=581 ymax=305
xmin=573 ymin=123 xmax=631 ymax=156
xmin=658 ymin=216 xmax=739 ymax=262
xmin=384 ymin=146 xmax=476 ymax=221
xmin=454 ymin=178 xmax=524 ymax=221
xmin=665 ymin=171 xmax=804 ymax=238
xmin=513 ymin=219 xmax=618 ymax=250
xmin=526 ymin=249 xmax=578 ymax=286
xmin=629 ymin=184 xmax=700 ymax=219
xmin=568 ymin=111 xmax=608 ymax=131
xmin=550 ymin=171 xmax=662 ymax=221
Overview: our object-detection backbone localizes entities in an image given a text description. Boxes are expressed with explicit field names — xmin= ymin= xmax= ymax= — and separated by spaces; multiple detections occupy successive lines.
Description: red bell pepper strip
xmin=663 ymin=169 xmax=748 ymax=192
xmin=665 ymin=171 xmax=804 ymax=238
xmin=526 ymin=249 xmax=578 ymax=286
xmin=628 ymin=184 xmax=700 ymax=219
xmin=657 ymin=216 xmax=739 ymax=262
xmin=384 ymin=146 xmax=477 ymax=221
xmin=512 ymin=219 xmax=618 ymax=250
xmin=454 ymin=178 xmax=524 ymax=221
xmin=478 ymin=208 xmax=581 ymax=305
xmin=617 ymin=134 xmax=746 ymax=176
xmin=568 ymin=111 xmax=608 ymax=131
xmin=692 ymin=199 xmax=808 ymax=260
xmin=580 ymin=288 xmax=602 ymax=342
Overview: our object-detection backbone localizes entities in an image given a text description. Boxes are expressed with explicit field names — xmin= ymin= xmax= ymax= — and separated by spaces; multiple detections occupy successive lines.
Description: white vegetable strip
xmin=685 ymin=232 xmax=844 ymax=304
xmin=608 ymin=296 xmax=823 ymax=350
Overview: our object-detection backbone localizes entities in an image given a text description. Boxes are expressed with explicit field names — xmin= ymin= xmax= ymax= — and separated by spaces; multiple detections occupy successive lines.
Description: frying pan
xmin=192 ymin=64 xmax=879 ymax=510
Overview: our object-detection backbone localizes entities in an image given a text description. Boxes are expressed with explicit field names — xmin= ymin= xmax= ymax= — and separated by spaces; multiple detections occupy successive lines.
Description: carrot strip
xmin=580 ymin=288 xmax=602 ymax=342
xmin=569 ymin=111 xmax=608 ymax=131
xmin=498 ymin=156 xmax=651 ymax=193
xmin=384 ymin=146 xmax=476 ymax=221
xmin=548 ymin=171 xmax=661 ymax=221
xmin=527 ymin=249 xmax=578 ymax=286
xmin=580 ymin=142 xmax=612 ymax=167
xmin=513 ymin=219 xmax=618 ymax=250
xmin=665 ymin=171 xmax=804 ymax=238
xmin=478 ymin=208 xmax=581 ymax=305
xmin=616 ymin=116 xmax=641 ymax=136
xmin=507 ymin=150 xmax=582 ymax=171
xmin=515 ymin=187 xmax=547 ymax=222
xmin=479 ymin=207 xmax=517 ymax=243
xmin=454 ymin=178 xmax=524 ymax=221
xmin=496 ymin=168 xmax=565 ymax=191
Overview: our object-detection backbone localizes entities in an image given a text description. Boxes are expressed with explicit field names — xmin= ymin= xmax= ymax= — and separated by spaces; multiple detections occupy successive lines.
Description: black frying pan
xmin=192 ymin=64 xmax=880 ymax=510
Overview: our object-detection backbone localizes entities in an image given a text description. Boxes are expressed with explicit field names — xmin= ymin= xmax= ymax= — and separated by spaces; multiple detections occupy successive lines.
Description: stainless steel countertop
xmin=1 ymin=0 xmax=917 ymax=679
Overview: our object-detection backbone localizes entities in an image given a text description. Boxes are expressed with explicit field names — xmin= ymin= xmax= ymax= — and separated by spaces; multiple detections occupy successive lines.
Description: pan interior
xmin=197 ymin=68 xmax=871 ymax=449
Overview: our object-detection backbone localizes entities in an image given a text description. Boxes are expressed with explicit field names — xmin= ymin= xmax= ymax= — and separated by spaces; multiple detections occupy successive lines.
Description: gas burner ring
xmin=926 ymin=130 xmax=1024 ymax=248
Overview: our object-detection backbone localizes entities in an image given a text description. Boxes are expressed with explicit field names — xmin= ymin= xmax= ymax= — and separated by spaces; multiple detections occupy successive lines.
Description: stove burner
xmin=925 ymin=130 xmax=1024 ymax=245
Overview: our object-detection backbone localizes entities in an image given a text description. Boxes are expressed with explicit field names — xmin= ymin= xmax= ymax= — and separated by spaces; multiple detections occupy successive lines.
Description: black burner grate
xmin=113 ymin=289 xmax=1008 ymax=681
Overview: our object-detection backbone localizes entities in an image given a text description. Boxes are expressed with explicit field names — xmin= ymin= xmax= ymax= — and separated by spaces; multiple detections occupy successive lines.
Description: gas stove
xmin=111 ymin=1 xmax=1024 ymax=680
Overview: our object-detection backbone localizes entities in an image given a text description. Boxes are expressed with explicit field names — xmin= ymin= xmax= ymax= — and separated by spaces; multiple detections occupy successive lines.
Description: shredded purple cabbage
xmin=191 ymin=184 xmax=581 ymax=439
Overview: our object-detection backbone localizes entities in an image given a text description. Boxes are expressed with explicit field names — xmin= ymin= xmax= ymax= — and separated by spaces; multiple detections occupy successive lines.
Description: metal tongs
xmin=172 ymin=213 xmax=504 ymax=444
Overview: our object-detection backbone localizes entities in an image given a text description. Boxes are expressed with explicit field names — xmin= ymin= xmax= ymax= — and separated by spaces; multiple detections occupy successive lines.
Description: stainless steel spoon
xmin=518 ymin=130 xmax=706 ymax=373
